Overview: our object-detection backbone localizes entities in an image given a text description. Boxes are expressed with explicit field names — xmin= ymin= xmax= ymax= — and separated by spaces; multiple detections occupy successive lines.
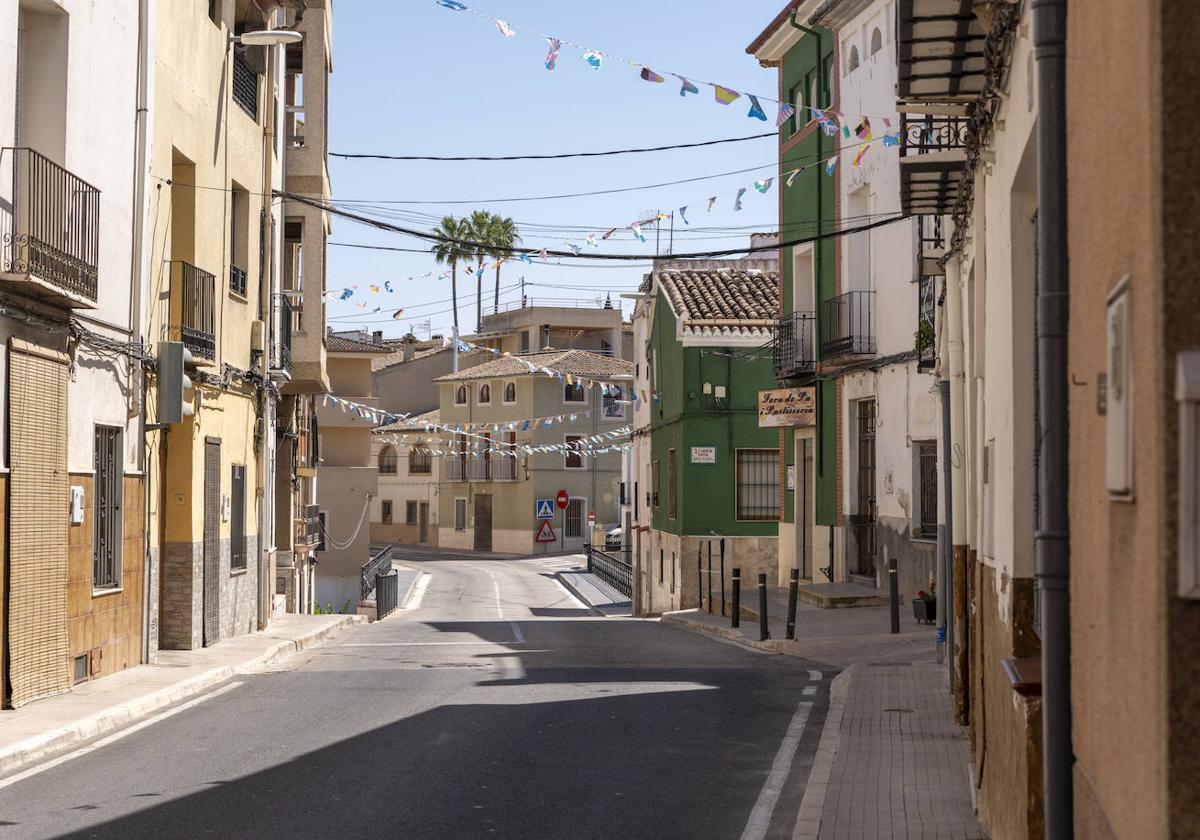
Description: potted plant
xmin=912 ymin=583 xmax=937 ymax=624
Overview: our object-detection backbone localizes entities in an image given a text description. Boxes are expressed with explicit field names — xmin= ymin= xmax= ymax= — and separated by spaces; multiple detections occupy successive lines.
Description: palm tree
xmin=431 ymin=215 xmax=473 ymax=352
xmin=487 ymin=215 xmax=521 ymax=312
xmin=465 ymin=209 xmax=494 ymax=332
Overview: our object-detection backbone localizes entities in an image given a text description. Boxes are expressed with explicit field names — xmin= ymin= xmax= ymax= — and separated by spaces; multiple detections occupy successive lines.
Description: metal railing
xmin=379 ymin=454 xmax=398 ymax=475
xmin=232 ymin=50 xmax=259 ymax=118
xmin=493 ymin=457 xmax=517 ymax=481
xmin=918 ymin=214 xmax=944 ymax=253
xmin=1 ymin=147 xmax=100 ymax=303
xmin=899 ymin=114 xmax=970 ymax=157
xmin=361 ymin=544 xmax=394 ymax=601
xmin=446 ymin=459 xmax=465 ymax=481
xmin=773 ymin=311 xmax=817 ymax=379
xmin=175 ymin=261 xmax=217 ymax=360
xmin=375 ymin=571 xmax=399 ymax=620
xmin=821 ymin=290 xmax=875 ymax=358
xmin=917 ymin=276 xmax=936 ymax=370
xmin=408 ymin=451 xmax=432 ymax=474
xmin=482 ymin=296 xmax=615 ymax=317
xmin=274 ymin=294 xmax=293 ymax=371
xmin=296 ymin=504 xmax=320 ymax=548
xmin=585 ymin=544 xmax=633 ymax=598
xmin=465 ymin=460 xmax=491 ymax=481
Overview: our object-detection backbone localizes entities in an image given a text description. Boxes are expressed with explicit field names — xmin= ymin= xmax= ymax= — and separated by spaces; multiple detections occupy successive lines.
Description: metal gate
xmin=203 ymin=438 xmax=222 ymax=646
xmin=852 ymin=400 xmax=877 ymax=582
xmin=93 ymin=426 xmax=123 ymax=590
xmin=565 ymin=498 xmax=584 ymax=539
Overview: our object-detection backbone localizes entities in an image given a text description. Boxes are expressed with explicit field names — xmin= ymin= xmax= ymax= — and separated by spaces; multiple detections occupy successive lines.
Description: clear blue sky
xmin=325 ymin=0 xmax=787 ymax=339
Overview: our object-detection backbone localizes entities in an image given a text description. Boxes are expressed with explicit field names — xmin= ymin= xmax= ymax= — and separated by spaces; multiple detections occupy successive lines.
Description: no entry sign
xmin=556 ymin=489 xmax=570 ymax=509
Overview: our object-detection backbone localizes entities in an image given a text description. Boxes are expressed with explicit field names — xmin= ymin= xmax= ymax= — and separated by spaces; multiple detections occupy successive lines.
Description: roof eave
xmin=747 ymin=0 xmax=825 ymax=64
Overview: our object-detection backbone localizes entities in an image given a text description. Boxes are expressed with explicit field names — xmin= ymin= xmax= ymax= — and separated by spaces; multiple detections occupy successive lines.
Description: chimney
xmin=372 ymin=330 xmax=383 ymax=344
xmin=402 ymin=334 xmax=415 ymax=362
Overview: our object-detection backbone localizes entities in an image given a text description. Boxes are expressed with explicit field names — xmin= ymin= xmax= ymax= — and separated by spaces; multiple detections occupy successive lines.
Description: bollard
xmin=731 ymin=569 xmax=741 ymax=628
xmin=719 ymin=540 xmax=726 ymax=617
xmin=758 ymin=573 xmax=769 ymax=641
xmin=786 ymin=568 xmax=799 ymax=640
xmin=707 ymin=542 xmax=713 ymax=614
xmin=889 ymin=550 xmax=900 ymax=635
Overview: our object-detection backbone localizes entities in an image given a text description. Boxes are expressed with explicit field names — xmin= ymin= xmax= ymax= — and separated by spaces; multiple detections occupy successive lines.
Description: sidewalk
xmin=0 ymin=613 xmax=360 ymax=778
xmin=556 ymin=569 xmax=632 ymax=616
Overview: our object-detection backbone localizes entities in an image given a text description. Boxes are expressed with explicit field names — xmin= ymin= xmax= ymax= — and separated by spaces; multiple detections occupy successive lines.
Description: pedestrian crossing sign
xmin=535 ymin=520 xmax=557 ymax=543
xmin=535 ymin=498 xmax=555 ymax=520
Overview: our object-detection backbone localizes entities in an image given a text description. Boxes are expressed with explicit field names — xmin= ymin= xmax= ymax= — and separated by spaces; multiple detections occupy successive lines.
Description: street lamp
xmin=231 ymin=29 xmax=303 ymax=47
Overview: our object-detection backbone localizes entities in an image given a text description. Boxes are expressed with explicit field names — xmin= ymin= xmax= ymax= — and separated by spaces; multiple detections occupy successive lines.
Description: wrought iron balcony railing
xmin=900 ymin=113 xmax=970 ymax=157
xmin=1 ymin=147 xmax=100 ymax=306
xmin=821 ymin=291 xmax=876 ymax=358
xmin=232 ymin=50 xmax=259 ymax=118
xmin=493 ymin=457 xmax=517 ymax=481
xmin=173 ymin=261 xmax=217 ymax=360
xmin=774 ymin=311 xmax=817 ymax=380
xmin=446 ymin=459 xmax=466 ymax=482
xmin=296 ymin=504 xmax=320 ymax=548
xmin=273 ymin=294 xmax=293 ymax=371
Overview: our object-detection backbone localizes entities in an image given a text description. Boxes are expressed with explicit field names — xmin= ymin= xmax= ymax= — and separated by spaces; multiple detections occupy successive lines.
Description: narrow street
xmin=0 ymin=553 xmax=828 ymax=839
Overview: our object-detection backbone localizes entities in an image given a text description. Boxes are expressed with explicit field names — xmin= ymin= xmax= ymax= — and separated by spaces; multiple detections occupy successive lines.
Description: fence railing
xmin=899 ymin=114 xmax=970 ymax=157
xmin=773 ymin=311 xmax=817 ymax=379
xmin=1 ymin=147 xmax=100 ymax=303
xmin=821 ymin=290 xmax=875 ymax=358
xmin=175 ymin=261 xmax=217 ymax=360
xmin=274 ymin=294 xmax=293 ymax=371
xmin=585 ymin=544 xmax=633 ymax=598
xmin=375 ymin=571 xmax=399 ymax=620
xmin=482 ymin=296 xmax=615 ymax=317
xmin=493 ymin=457 xmax=517 ymax=481
xmin=296 ymin=504 xmax=320 ymax=548
xmin=361 ymin=544 xmax=394 ymax=601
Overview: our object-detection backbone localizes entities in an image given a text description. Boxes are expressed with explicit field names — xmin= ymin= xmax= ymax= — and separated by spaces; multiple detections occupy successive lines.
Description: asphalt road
xmin=0 ymin=550 xmax=831 ymax=839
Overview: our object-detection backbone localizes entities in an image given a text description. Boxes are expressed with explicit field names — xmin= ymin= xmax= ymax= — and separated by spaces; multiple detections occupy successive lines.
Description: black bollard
xmin=731 ymin=569 xmax=741 ymax=628
xmin=758 ymin=573 xmax=769 ymax=641
xmin=889 ymin=550 xmax=900 ymax=635
xmin=786 ymin=568 xmax=799 ymax=640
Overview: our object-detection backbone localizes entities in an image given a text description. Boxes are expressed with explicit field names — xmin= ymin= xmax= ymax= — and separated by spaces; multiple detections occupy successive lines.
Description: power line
xmin=331 ymin=132 xmax=776 ymax=161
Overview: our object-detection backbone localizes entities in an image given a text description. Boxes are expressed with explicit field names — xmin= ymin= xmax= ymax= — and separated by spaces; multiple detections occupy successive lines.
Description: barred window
xmin=381 ymin=500 xmax=393 ymax=524
xmin=564 ymin=381 xmax=586 ymax=403
xmin=736 ymin=449 xmax=780 ymax=521
xmin=503 ymin=382 xmax=517 ymax=403
xmin=667 ymin=449 xmax=677 ymax=520
xmin=378 ymin=446 xmax=397 ymax=474
xmin=454 ymin=498 xmax=467 ymax=531
xmin=917 ymin=441 xmax=938 ymax=539
xmin=564 ymin=435 xmax=584 ymax=469
xmin=406 ymin=501 xmax=418 ymax=525
xmin=231 ymin=465 xmax=247 ymax=570
xmin=409 ymin=448 xmax=432 ymax=474
xmin=93 ymin=426 xmax=123 ymax=590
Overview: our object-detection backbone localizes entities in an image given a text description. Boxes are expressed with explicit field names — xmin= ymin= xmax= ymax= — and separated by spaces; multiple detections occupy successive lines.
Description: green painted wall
xmin=778 ymin=27 xmax=839 ymax=527
xmin=647 ymin=289 xmax=780 ymax=537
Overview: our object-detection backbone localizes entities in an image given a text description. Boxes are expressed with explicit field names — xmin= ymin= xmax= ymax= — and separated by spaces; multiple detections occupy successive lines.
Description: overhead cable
xmin=331 ymin=132 xmax=776 ymax=161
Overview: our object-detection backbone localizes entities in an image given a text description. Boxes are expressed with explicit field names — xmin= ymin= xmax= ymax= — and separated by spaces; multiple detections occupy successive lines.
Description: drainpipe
xmin=1032 ymin=0 xmax=1071 ymax=835
xmin=946 ymin=254 xmax=966 ymax=706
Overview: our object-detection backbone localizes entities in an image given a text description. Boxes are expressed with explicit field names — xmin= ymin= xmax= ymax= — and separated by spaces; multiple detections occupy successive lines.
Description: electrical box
xmin=1105 ymin=278 xmax=1133 ymax=497
xmin=250 ymin=320 xmax=267 ymax=352
xmin=70 ymin=486 xmax=85 ymax=524
xmin=157 ymin=342 xmax=195 ymax=425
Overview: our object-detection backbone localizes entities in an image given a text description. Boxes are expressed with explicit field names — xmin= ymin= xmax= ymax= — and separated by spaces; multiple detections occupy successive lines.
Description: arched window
xmin=847 ymin=45 xmax=860 ymax=74
xmin=454 ymin=385 xmax=468 ymax=406
xmin=503 ymin=382 xmax=517 ymax=403
xmin=479 ymin=383 xmax=491 ymax=404
xmin=870 ymin=28 xmax=882 ymax=56
xmin=378 ymin=445 xmax=397 ymax=475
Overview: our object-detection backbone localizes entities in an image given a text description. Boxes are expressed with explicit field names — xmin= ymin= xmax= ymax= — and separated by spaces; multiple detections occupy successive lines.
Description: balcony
xmin=272 ymin=293 xmax=294 ymax=373
xmin=446 ymin=459 xmax=465 ymax=482
xmin=774 ymin=311 xmax=817 ymax=380
xmin=295 ymin=504 xmax=320 ymax=548
xmin=896 ymin=0 xmax=989 ymax=102
xmin=917 ymin=275 xmax=937 ymax=370
xmin=821 ymin=291 xmax=876 ymax=359
xmin=0 ymin=148 xmax=99 ymax=308
xmin=898 ymin=113 xmax=970 ymax=216
xmin=493 ymin=457 xmax=517 ymax=481
xmin=171 ymin=262 xmax=217 ymax=361
xmin=917 ymin=214 xmax=946 ymax=276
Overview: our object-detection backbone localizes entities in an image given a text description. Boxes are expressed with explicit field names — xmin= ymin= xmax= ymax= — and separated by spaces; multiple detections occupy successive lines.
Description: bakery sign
xmin=758 ymin=387 xmax=816 ymax=428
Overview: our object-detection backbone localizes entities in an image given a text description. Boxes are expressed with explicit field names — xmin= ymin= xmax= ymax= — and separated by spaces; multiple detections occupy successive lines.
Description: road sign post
xmin=556 ymin=490 xmax=569 ymax=553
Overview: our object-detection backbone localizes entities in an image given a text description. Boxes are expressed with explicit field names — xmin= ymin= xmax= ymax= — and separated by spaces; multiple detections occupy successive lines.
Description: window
xmin=565 ymin=435 xmax=584 ymax=469
xmin=667 ymin=449 xmax=677 ymax=520
xmin=409 ymin=447 xmax=432 ymax=475
xmin=659 ymin=549 xmax=664 ymax=583
xmin=381 ymin=500 xmax=393 ymax=524
xmin=317 ymin=511 xmax=326 ymax=551
xmin=565 ymin=498 xmax=584 ymax=538
xmin=822 ymin=54 xmax=834 ymax=107
xmin=93 ymin=426 xmax=123 ymax=590
xmin=495 ymin=432 xmax=517 ymax=480
xmin=736 ymin=449 xmax=780 ymax=521
xmin=454 ymin=498 xmax=467 ymax=530
xmin=652 ymin=458 xmax=660 ymax=507
xmin=455 ymin=385 xmax=468 ymax=406
xmin=916 ymin=442 xmax=938 ymax=539
xmin=406 ymin=501 xmax=418 ymax=525
xmin=232 ymin=48 xmax=260 ymax=119
xmin=790 ymin=82 xmax=805 ymax=133
xmin=870 ymin=27 xmax=883 ymax=56
xmin=231 ymin=465 xmax=247 ymax=570
xmin=520 ymin=330 xmax=530 ymax=353
xmin=846 ymin=44 xmax=860 ymax=74
xmin=600 ymin=339 xmax=613 ymax=356
xmin=503 ymin=382 xmax=517 ymax=403
xmin=208 ymin=0 xmax=220 ymax=25
xmin=564 ymin=381 xmax=586 ymax=403
xmin=603 ymin=385 xmax=626 ymax=420
xmin=478 ymin=383 xmax=491 ymax=404
xmin=378 ymin=445 xmax=397 ymax=474
xmin=229 ymin=186 xmax=249 ymax=297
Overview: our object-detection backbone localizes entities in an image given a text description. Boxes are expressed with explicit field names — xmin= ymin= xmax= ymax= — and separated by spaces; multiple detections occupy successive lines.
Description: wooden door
xmin=473 ymin=494 xmax=492 ymax=552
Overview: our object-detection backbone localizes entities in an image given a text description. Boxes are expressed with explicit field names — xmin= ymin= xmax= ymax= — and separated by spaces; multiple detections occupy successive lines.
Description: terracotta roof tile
xmin=655 ymin=268 xmax=780 ymax=339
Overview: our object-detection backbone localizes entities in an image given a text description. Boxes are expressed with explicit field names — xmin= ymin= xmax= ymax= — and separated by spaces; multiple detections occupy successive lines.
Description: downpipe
xmin=1032 ymin=0 xmax=1072 ymax=836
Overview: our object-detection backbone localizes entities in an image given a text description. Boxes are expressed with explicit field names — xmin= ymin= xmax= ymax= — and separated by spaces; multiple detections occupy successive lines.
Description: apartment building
xmin=0 ymin=0 xmax=152 ymax=705
xmin=434 ymin=349 xmax=632 ymax=554
xmin=146 ymin=0 xmax=288 ymax=650
xmin=471 ymin=298 xmax=632 ymax=360
xmin=371 ymin=410 xmax=440 ymax=547
xmin=314 ymin=330 xmax=390 ymax=610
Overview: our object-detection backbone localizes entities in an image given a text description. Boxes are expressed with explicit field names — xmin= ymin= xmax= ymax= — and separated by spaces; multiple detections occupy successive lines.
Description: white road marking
xmin=341 ymin=641 xmax=521 ymax=647
xmin=400 ymin=572 xmax=431 ymax=611
xmin=808 ymin=669 xmax=823 ymax=681
xmin=509 ymin=621 xmax=526 ymax=644
xmin=802 ymin=685 xmax=817 ymax=697
xmin=739 ymin=700 xmax=814 ymax=840
xmin=489 ymin=574 xmax=505 ymax=619
xmin=0 ymin=681 xmax=244 ymax=791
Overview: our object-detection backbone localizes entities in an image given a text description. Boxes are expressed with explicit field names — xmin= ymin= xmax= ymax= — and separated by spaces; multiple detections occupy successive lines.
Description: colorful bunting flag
xmin=584 ymin=50 xmax=603 ymax=69
xmin=786 ymin=166 xmax=804 ymax=187
xmin=855 ymin=117 xmax=872 ymax=140
xmin=435 ymin=0 xmax=467 ymax=9
xmin=776 ymin=103 xmax=796 ymax=127
xmin=630 ymin=223 xmax=645 ymax=242
xmin=538 ymin=248 xmax=548 ymax=259
xmin=545 ymin=37 xmax=561 ymax=70
xmin=601 ymin=228 xmax=617 ymax=240
xmin=713 ymin=85 xmax=740 ymax=105
xmin=825 ymin=156 xmax=838 ymax=175
xmin=585 ymin=234 xmax=598 ymax=247
xmin=707 ymin=196 xmax=717 ymax=212
xmin=678 ymin=206 xmax=689 ymax=225
xmin=817 ymin=110 xmax=838 ymax=137
xmin=494 ymin=18 xmax=515 ymax=36
xmin=338 ymin=288 xmax=353 ymax=300
xmin=384 ymin=280 xmax=394 ymax=293
xmin=676 ymin=76 xmax=699 ymax=96
xmin=747 ymin=95 xmax=767 ymax=121
xmin=852 ymin=144 xmax=871 ymax=168
xmin=734 ymin=187 xmax=746 ymax=211
xmin=882 ymin=132 xmax=901 ymax=148
xmin=567 ymin=243 xmax=582 ymax=256
xmin=640 ymin=67 xmax=665 ymax=83
xmin=369 ymin=284 xmax=380 ymax=293
xmin=753 ymin=177 xmax=773 ymax=194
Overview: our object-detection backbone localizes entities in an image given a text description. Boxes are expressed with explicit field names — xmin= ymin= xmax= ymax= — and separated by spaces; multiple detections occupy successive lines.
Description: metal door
xmin=473 ymin=494 xmax=492 ymax=551
xmin=852 ymin=400 xmax=877 ymax=583
xmin=203 ymin=438 xmax=222 ymax=646
xmin=799 ymin=436 xmax=813 ymax=580
xmin=418 ymin=502 xmax=428 ymax=543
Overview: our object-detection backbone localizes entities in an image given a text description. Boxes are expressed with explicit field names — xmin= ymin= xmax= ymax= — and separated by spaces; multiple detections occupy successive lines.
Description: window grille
xmin=381 ymin=500 xmax=393 ymax=524
xmin=455 ymin=386 xmax=468 ymax=405
xmin=503 ymin=382 xmax=516 ymax=403
xmin=603 ymin=385 xmax=625 ymax=420
xmin=93 ymin=426 xmax=122 ymax=589
xmin=409 ymin=449 xmax=432 ymax=474
xmin=406 ymin=501 xmax=418 ymax=525
xmin=232 ymin=49 xmax=259 ymax=119
xmin=917 ymin=442 xmax=938 ymax=539
xmin=379 ymin=447 xmax=397 ymax=474
xmin=668 ymin=449 xmax=678 ymax=519
xmin=565 ymin=499 xmax=584 ymax=538
xmin=231 ymin=465 xmax=247 ymax=570
xmin=479 ymin=383 xmax=491 ymax=404
xmin=564 ymin=382 xmax=586 ymax=403
xmin=736 ymin=449 xmax=780 ymax=521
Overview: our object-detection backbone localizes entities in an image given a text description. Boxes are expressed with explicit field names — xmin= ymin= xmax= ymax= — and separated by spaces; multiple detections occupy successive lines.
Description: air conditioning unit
xmin=250 ymin=320 xmax=267 ymax=352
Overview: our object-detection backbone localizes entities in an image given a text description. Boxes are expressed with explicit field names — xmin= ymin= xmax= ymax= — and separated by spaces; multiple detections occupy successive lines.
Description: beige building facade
xmin=371 ymin=411 xmax=440 ymax=547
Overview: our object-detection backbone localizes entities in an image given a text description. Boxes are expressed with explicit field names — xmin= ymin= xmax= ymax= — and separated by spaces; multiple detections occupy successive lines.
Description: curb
xmin=791 ymin=665 xmax=855 ymax=839
xmin=554 ymin=572 xmax=607 ymax=617
xmin=0 ymin=615 xmax=361 ymax=778
xmin=661 ymin=610 xmax=790 ymax=655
